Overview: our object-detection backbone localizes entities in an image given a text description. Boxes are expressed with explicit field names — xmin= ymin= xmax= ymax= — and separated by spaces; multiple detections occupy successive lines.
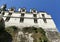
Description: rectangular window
xmin=34 ymin=18 xmax=37 ymax=23
xmin=33 ymin=14 xmax=37 ymax=17
xmin=8 ymin=12 xmax=12 ymax=15
xmin=20 ymin=17 xmax=24 ymax=22
xmin=33 ymin=14 xmax=37 ymax=23
xmin=42 ymin=14 xmax=47 ymax=23
xmin=20 ymin=13 xmax=24 ymax=22
xmin=42 ymin=14 xmax=45 ymax=17
xmin=21 ymin=13 xmax=24 ymax=17
xmin=5 ymin=16 xmax=10 ymax=22
xmin=43 ymin=18 xmax=47 ymax=23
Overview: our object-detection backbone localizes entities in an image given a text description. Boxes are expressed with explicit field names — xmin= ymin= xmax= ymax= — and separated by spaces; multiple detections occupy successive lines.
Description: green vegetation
xmin=5 ymin=26 xmax=18 ymax=42
xmin=22 ymin=27 xmax=35 ymax=33
xmin=22 ymin=27 xmax=48 ymax=42
xmin=33 ymin=28 xmax=48 ymax=42
xmin=5 ymin=26 xmax=18 ymax=35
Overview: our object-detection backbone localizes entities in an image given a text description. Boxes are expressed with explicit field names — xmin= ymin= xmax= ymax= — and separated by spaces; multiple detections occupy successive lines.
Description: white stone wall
xmin=1 ymin=11 xmax=57 ymax=31
xmin=38 ymin=12 xmax=57 ymax=31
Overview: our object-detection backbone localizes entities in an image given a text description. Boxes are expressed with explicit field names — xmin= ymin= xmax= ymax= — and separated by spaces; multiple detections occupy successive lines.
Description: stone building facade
xmin=0 ymin=4 xmax=60 ymax=42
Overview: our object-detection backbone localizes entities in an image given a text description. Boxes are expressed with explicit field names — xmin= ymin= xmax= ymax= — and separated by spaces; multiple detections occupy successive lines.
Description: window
xmin=42 ymin=14 xmax=47 ymax=23
xmin=33 ymin=14 xmax=37 ymax=23
xmin=5 ymin=16 xmax=10 ymax=22
xmin=34 ymin=18 xmax=37 ymax=23
xmin=20 ymin=17 xmax=24 ymax=22
xmin=8 ymin=12 xmax=12 ymax=15
xmin=21 ymin=8 xmax=25 ymax=12
xmin=43 ymin=18 xmax=47 ymax=23
xmin=20 ymin=13 xmax=24 ymax=22
xmin=33 ymin=14 xmax=37 ymax=17
xmin=42 ymin=14 xmax=45 ymax=17
xmin=21 ymin=13 xmax=24 ymax=17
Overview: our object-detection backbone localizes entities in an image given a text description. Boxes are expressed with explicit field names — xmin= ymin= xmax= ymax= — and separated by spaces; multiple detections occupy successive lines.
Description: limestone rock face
xmin=46 ymin=31 xmax=60 ymax=42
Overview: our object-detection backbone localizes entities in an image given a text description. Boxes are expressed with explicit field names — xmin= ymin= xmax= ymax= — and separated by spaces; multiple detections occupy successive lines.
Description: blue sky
xmin=0 ymin=0 xmax=60 ymax=32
